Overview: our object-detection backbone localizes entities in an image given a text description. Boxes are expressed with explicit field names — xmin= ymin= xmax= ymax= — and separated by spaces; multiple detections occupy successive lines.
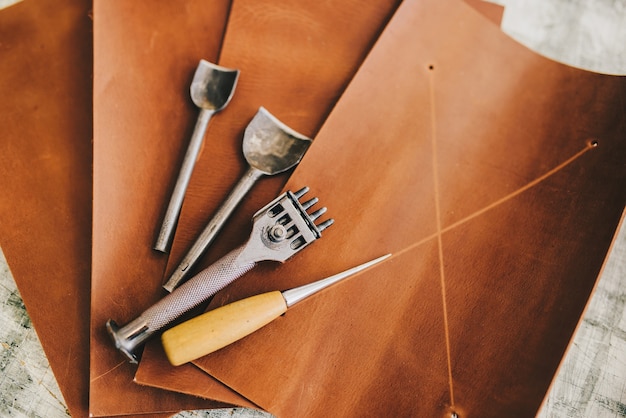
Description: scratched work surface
xmin=1 ymin=0 xmax=625 ymax=417
xmin=0 ymin=249 xmax=70 ymax=417
xmin=537 ymin=220 xmax=626 ymax=417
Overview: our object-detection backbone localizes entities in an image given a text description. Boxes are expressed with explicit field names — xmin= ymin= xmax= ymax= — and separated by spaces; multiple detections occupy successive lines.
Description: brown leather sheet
xmin=144 ymin=0 xmax=624 ymax=416
xmin=132 ymin=0 xmax=503 ymax=407
xmin=134 ymin=0 xmax=402 ymax=397
xmin=90 ymin=1 xmax=256 ymax=416
xmin=0 ymin=1 xmax=92 ymax=416
xmin=132 ymin=0 xmax=501 ymax=406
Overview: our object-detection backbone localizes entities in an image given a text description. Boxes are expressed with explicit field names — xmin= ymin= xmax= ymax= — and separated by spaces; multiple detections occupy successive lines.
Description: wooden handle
xmin=161 ymin=291 xmax=288 ymax=366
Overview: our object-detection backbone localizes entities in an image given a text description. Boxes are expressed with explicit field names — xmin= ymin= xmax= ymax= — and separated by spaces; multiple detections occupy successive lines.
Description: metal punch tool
xmin=106 ymin=187 xmax=333 ymax=363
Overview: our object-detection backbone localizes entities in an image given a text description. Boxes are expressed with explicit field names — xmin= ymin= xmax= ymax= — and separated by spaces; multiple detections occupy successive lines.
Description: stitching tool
xmin=162 ymin=254 xmax=391 ymax=366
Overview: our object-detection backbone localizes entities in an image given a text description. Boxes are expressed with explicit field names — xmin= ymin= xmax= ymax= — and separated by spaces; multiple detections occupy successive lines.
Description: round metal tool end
xmin=105 ymin=319 xmax=140 ymax=364
xmin=162 ymin=267 xmax=188 ymax=293
xmin=190 ymin=60 xmax=240 ymax=111
xmin=153 ymin=227 xmax=172 ymax=253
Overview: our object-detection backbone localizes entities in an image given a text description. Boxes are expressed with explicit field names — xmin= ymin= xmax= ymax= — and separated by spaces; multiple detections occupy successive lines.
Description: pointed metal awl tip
xmin=281 ymin=253 xmax=392 ymax=307
xmin=354 ymin=253 xmax=392 ymax=271
xmin=370 ymin=253 xmax=392 ymax=264
xmin=325 ymin=252 xmax=392 ymax=282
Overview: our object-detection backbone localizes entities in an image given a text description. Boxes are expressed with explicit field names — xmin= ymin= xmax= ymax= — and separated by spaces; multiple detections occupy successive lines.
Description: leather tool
xmin=107 ymin=187 xmax=332 ymax=363
xmin=155 ymin=60 xmax=239 ymax=253
xmin=133 ymin=0 xmax=501 ymax=403
xmin=162 ymin=254 xmax=390 ymax=365
xmin=162 ymin=107 xmax=313 ymax=291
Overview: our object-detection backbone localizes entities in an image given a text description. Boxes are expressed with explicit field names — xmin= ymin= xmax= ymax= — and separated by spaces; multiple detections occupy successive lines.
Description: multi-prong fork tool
xmin=106 ymin=187 xmax=333 ymax=363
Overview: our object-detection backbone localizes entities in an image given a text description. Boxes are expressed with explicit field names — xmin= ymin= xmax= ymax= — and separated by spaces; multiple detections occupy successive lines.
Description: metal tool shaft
xmin=163 ymin=166 xmax=264 ymax=292
xmin=155 ymin=108 xmax=214 ymax=252
xmin=107 ymin=245 xmax=254 ymax=363
xmin=154 ymin=60 xmax=239 ymax=253
xmin=282 ymin=253 xmax=391 ymax=307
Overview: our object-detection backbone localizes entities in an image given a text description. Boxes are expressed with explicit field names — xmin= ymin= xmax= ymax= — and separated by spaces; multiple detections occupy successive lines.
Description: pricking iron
xmin=106 ymin=187 xmax=333 ymax=363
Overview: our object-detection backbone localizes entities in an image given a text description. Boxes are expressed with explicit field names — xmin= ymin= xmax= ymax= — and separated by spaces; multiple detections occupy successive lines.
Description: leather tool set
xmin=107 ymin=182 xmax=334 ymax=362
xmin=2 ymin=1 xmax=625 ymax=417
xmin=106 ymin=61 xmax=341 ymax=361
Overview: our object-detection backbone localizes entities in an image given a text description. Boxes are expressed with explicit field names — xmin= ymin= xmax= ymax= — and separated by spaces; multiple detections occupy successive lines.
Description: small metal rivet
xmin=269 ymin=225 xmax=287 ymax=242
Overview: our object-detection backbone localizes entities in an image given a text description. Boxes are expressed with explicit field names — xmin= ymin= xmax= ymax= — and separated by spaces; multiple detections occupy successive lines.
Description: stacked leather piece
xmin=1 ymin=0 xmax=624 ymax=417
xmin=0 ymin=1 xmax=93 ymax=416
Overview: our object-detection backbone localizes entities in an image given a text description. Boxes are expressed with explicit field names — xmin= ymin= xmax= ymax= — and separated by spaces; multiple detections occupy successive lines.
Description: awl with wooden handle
xmin=161 ymin=253 xmax=391 ymax=366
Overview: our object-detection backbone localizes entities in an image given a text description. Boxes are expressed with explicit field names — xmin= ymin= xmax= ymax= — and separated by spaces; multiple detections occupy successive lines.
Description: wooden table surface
xmin=1 ymin=1 xmax=624 ymax=417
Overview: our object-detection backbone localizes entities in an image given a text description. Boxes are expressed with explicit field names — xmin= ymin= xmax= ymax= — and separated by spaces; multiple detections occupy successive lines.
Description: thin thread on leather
xmin=142 ymin=245 xmax=255 ymax=330
xmin=393 ymin=141 xmax=596 ymax=262
xmin=428 ymin=65 xmax=456 ymax=409
xmin=441 ymin=140 xmax=597 ymax=234
xmin=400 ymin=64 xmax=598 ymax=412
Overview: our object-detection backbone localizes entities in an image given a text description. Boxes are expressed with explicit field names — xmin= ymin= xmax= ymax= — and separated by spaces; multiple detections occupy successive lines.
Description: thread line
xmin=374 ymin=69 xmax=595 ymax=415
xmin=428 ymin=67 xmax=456 ymax=408
xmin=442 ymin=141 xmax=595 ymax=234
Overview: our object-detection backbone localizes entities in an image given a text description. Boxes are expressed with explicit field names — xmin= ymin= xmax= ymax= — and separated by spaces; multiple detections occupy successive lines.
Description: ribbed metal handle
xmin=144 ymin=245 xmax=255 ymax=330
xmin=106 ymin=245 xmax=255 ymax=363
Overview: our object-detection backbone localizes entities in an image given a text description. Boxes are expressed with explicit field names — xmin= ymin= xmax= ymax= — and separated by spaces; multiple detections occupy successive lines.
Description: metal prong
xmin=316 ymin=218 xmax=334 ymax=232
xmin=294 ymin=186 xmax=309 ymax=199
xmin=301 ymin=197 xmax=319 ymax=210
xmin=309 ymin=207 xmax=327 ymax=221
xmin=154 ymin=61 xmax=239 ymax=253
